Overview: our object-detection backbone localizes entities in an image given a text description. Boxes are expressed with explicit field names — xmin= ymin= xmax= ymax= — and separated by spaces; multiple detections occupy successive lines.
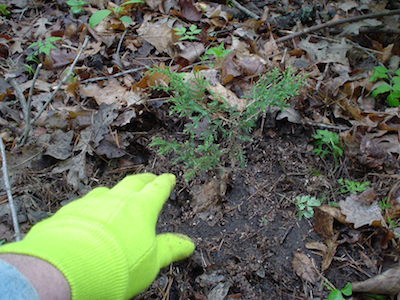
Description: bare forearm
xmin=0 ymin=254 xmax=71 ymax=300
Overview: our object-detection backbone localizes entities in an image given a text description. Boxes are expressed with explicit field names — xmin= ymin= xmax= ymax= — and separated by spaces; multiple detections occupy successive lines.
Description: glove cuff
xmin=0 ymin=216 xmax=129 ymax=299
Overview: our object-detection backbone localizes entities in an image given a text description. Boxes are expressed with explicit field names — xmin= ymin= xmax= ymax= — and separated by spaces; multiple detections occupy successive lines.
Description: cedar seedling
xmin=150 ymin=66 xmax=304 ymax=180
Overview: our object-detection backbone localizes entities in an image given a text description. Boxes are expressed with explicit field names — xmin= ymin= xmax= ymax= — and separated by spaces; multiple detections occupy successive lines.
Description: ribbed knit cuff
xmin=0 ymin=216 xmax=129 ymax=300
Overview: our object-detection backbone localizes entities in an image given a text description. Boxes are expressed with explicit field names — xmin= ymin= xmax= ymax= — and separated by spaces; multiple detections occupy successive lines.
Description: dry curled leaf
xmin=352 ymin=265 xmax=400 ymax=295
xmin=292 ymin=252 xmax=317 ymax=284
xmin=339 ymin=188 xmax=387 ymax=229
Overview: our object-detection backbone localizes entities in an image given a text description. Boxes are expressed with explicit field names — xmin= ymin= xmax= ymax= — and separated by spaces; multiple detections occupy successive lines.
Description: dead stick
xmin=277 ymin=9 xmax=400 ymax=42
xmin=0 ymin=138 xmax=21 ymax=241
xmin=231 ymin=0 xmax=260 ymax=20
xmin=31 ymin=36 xmax=90 ymax=125
xmin=19 ymin=63 xmax=42 ymax=146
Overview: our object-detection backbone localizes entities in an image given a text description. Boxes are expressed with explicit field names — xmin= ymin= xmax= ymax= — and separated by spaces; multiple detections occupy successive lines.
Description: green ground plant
xmin=66 ymin=0 xmax=88 ymax=14
xmin=313 ymin=129 xmax=343 ymax=167
xmin=204 ymin=42 xmax=231 ymax=59
xmin=337 ymin=179 xmax=370 ymax=194
xmin=293 ymin=195 xmax=324 ymax=220
xmin=89 ymin=0 xmax=144 ymax=27
xmin=150 ymin=66 xmax=304 ymax=180
xmin=26 ymin=37 xmax=62 ymax=63
xmin=369 ymin=66 xmax=400 ymax=107
xmin=326 ymin=282 xmax=352 ymax=300
xmin=174 ymin=25 xmax=201 ymax=41
xmin=0 ymin=4 xmax=10 ymax=17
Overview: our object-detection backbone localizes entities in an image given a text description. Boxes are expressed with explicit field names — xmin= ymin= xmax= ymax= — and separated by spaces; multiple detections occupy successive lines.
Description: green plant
xmin=150 ymin=66 xmax=304 ymax=180
xmin=379 ymin=197 xmax=391 ymax=210
xmin=0 ymin=4 xmax=10 ymax=17
xmin=174 ymin=25 xmax=201 ymax=41
xmin=293 ymin=195 xmax=324 ymax=220
xmin=26 ymin=37 xmax=62 ymax=63
xmin=205 ymin=42 xmax=231 ymax=59
xmin=66 ymin=0 xmax=88 ymax=14
xmin=327 ymin=282 xmax=352 ymax=300
xmin=369 ymin=66 xmax=400 ymax=107
xmin=337 ymin=179 xmax=370 ymax=194
xmin=313 ymin=129 xmax=343 ymax=167
xmin=89 ymin=0 xmax=144 ymax=27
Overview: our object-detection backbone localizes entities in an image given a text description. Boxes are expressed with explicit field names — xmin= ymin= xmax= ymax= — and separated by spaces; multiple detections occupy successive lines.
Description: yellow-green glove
xmin=0 ymin=173 xmax=195 ymax=299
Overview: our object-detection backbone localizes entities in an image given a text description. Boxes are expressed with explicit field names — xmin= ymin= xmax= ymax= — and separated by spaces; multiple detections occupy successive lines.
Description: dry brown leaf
xmin=138 ymin=19 xmax=174 ymax=53
xmin=80 ymin=79 xmax=144 ymax=106
xmin=305 ymin=241 xmax=328 ymax=253
xmin=179 ymin=42 xmax=205 ymax=63
xmin=313 ymin=206 xmax=335 ymax=239
xmin=145 ymin=0 xmax=162 ymax=9
xmin=352 ymin=265 xmax=400 ymax=295
xmin=339 ymin=188 xmax=387 ymax=229
xmin=292 ymin=252 xmax=317 ymax=284
xmin=207 ymin=83 xmax=246 ymax=111
xmin=316 ymin=204 xmax=348 ymax=226
xmin=178 ymin=0 xmax=202 ymax=21
xmin=321 ymin=233 xmax=339 ymax=272
xmin=387 ymin=182 xmax=400 ymax=219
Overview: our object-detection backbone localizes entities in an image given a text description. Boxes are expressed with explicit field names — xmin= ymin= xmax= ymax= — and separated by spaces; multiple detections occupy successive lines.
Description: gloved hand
xmin=0 ymin=173 xmax=195 ymax=299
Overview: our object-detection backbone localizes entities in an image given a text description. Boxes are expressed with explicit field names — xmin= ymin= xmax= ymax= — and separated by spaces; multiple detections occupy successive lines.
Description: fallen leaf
xmin=33 ymin=18 xmax=51 ymax=38
xmin=340 ymin=19 xmax=382 ymax=36
xmin=207 ymin=82 xmax=246 ymax=111
xmin=352 ymin=265 xmax=400 ymax=295
xmin=80 ymin=79 xmax=144 ymax=106
xmin=207 ymin=281 xmax=232 ymax=300
xmin=387 ymin=182 xmax=400 ymax=219
xmin=292 ymin=252 xmax=317 ymax=284
xmin=178 ymin=0 xmax=202 ymax=21
xmin=43 ymin=130 xmax=74 ymax=160
xmin=179 ymin=42 xmax=205 ymax=63
xmin=138 ymin=18 xmax=174 ymax=53
xmin=339 ymin=188 xmax=387 ymax=229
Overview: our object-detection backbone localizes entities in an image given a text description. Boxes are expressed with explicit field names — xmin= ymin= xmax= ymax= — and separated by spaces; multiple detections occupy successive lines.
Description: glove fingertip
xmin=156 ymin=233 xmax=195 ymax=268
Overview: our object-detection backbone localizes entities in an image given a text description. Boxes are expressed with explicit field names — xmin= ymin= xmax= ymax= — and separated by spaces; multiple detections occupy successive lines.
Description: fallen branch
xmin=277 ymin=9 xmax=400 ymax=43
xmin=0 ymin=138 xmax=21 ymax=241
xmin=231 ymin=0 xmax=260 ymax=20
xmin=31 ymin=36 xmax=90 ymax=126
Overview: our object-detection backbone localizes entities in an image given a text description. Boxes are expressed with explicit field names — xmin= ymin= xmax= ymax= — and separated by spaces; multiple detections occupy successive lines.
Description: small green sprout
xmin=89 ymin=0 xmax=144 ymax=27
xmin=66 ymin=0 xmax=88 ymax=14
xmin=0 ymin=4 xmax=10 ymax=17
xmin=294 ymin=195 xmax=324 ymax=220
xmin=174 ymin=25 xmax=201 ymax=41
xmin=327 ymin=282 xmax=352 ymax=300
xmin=337 ymin=179 xmax=370 ymax=194
xmin=26 ymin=37 xmax=62 ymax=63
xmin=313 ymin=129 xmax=343 ymax=167
xmin=205 ymin=43 xmax=232 ymax=59
xmin=369 ymin=66 xmax=400 ymax=107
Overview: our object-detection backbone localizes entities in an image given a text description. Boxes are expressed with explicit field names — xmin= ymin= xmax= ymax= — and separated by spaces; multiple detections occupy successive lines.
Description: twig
xmin=0 ymin=138 xmax=21 ymax=241
xmin=113 ymin=29 xmax=128 ymax=69
xmin=19 ymin=63 xmax=42 ymax=146
xmin=80 ymin=67 xmax=147 ymax=84
xmin=231 ymin=0 xmax=260 ymax=20
xmin=31 ymin=36 xmax=90 ymax=126
xmin=277 ymin=9 xmax=400 ymax=42
xmin=6 ymin=77 xmax=29 ymax=127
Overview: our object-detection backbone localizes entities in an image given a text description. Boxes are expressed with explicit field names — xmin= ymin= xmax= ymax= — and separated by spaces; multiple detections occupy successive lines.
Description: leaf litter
xmin=0 ymin=0 xmax=400 ymax=298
